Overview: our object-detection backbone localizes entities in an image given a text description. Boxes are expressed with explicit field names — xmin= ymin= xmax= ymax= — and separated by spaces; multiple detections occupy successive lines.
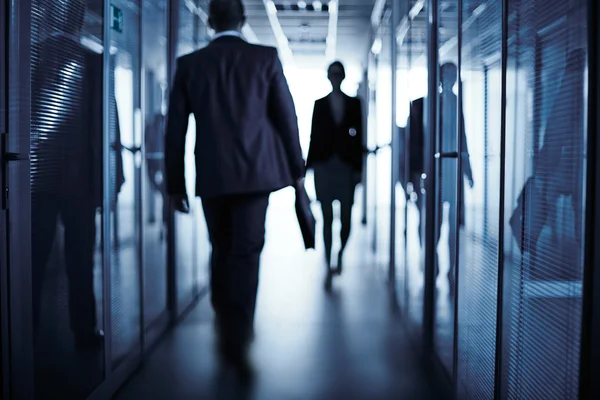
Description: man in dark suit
xmin=165 ymin=0 xmax=304 ymax=368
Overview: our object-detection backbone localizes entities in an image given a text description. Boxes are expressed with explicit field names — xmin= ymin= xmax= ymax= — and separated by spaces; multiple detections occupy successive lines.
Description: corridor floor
xmin=114 ymin=189 xmax=445 ymax=400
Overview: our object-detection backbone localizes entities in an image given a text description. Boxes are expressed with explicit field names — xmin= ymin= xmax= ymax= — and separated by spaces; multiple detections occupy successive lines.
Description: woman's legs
xmin=321 ymin=202 xmax=334 ymax=267
xmin=321 ymin=202 xmax=334 ymax=290
xmin=336 ymin=200 xmax=353 ymax=274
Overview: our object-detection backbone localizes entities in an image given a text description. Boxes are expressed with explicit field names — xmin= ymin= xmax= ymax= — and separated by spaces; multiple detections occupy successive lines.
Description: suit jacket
xmin=165 ymin=36 xmax=305 ymax=198
xmin=306 ymin=93 xmax=364 ymax=172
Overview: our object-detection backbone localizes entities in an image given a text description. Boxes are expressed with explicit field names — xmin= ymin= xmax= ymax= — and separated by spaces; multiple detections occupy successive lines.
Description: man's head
xmin=209 ymin=0 xmax=246 ymax=33
xmin=328 ymin=61 xmax=346 ymax=90
xmin=440 ymin=62 xmax=458 ymax=89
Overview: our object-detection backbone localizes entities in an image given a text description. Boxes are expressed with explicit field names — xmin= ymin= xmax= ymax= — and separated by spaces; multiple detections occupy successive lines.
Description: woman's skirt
xmin=313 ymin=155 xmax=359 ymax=206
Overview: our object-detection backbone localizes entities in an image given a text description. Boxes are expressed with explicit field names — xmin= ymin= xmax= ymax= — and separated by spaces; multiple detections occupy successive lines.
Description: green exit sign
xmin=110 ymin=5 xmax=123 ymax=33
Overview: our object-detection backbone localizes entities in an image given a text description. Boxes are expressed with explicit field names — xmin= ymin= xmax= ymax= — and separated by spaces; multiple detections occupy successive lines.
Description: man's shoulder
xmin=177 ymin=42 xmax=277 ymax=64
xmin=239 ymin=42 xmax=279 ymax=61
xmin=315 ymin=95 xmax=329 ymax=104
xmin=347 ymin=95 xmax=362 ymax=104
xmin=176 ymin=51 xmax=200 ymax=66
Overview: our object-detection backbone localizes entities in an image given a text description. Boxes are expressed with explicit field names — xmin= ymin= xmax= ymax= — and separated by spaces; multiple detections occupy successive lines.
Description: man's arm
xmin=267 ymin=49 xmax=305 ymax=181
xmin=355 ymin=97 xmax=365 ymax=170
xmin=164 ymin=57 xmax=191 ymax=197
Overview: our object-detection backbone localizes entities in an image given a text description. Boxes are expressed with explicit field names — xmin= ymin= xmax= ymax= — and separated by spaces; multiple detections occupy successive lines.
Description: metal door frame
xmin=579 ymin=0 xmax=599 ymax=397
xmin=429 ymin=0 xmax=462 ymax=383
xmin=423 ymin=0 xmax=439 ymax=355
xmin=389 ymin=0 xmax=398 ymax=288
xmin=0 ymin=1 xmax=9 ymax=397
xmin=5 ymin=0 xmax=34 ymax=398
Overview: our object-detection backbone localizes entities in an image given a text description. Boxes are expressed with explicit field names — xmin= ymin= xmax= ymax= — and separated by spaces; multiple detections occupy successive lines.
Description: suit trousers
xmin=202 ymin=193 xmax=270 ymax=346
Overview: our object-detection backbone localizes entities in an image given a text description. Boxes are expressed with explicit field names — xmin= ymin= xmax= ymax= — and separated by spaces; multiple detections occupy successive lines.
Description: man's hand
xmin=172 ymin=194 xmax=190 ymax=214
xmin=468 ymin=178 xmax=475 ymax=189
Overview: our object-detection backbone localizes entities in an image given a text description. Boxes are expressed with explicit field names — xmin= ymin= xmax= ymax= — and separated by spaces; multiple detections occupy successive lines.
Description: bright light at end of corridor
xmin=371 ymin=38 xmax=382 ymax=55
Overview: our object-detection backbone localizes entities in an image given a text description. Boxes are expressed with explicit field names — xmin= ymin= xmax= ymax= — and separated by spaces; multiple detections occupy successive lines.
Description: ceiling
xmin=77 ymin=0 xmax=378 ymax=70
xmin=242 ymin=0 xmax=378 ymax=69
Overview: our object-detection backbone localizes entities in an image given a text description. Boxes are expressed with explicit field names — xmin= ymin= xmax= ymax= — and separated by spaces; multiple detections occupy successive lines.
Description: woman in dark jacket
xmin=307 ymin=61 xmax=364 ymax=289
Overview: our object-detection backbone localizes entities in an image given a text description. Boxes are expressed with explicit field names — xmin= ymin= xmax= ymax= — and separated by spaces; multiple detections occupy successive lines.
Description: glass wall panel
xmin=456 ymin=0 xmax=502 ymax=397
xmin=404 ymin=0 xmax=428 ymax=334
xmin=142 ymin=0 xmax=168 ymax=333
xmin=374 ymin=4 xmax=393 ymax=275
xmin=503 ymin=0 xmax=588 ymax=397
xmin=108 ymin=0 xmax=142 ymax=368
xmin=30 ymin=0 xmax=105 ymax=397
xmin=394 ymin=0 xmax=410 ymax=310
xmin=434 ymin=0 xmax=460 ymax=374
xmin=173 ymin=0 xmax=210 ymax=313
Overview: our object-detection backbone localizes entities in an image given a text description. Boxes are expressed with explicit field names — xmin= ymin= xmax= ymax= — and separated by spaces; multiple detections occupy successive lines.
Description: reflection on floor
xmin=115 ymin=189 xmax=445 ymax=400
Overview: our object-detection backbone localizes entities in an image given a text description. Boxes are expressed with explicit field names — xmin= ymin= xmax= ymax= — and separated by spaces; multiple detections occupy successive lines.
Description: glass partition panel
xmin=173 ymin=0 xmax=210 ymax=313
xmin=456 ymin=0 xmax=502 ymax=397
xmin=30 ymin=0 xmax=106 ymax=396
xmin=503 ymin=0 xmax=588 ymax=397
xmin=108 ymin=0 xmax=142 ymax=369
xmin=434 ymin=0 xmax=460 ymax=374
xmin=405 ymin=0 xmax=429 ymax=335
xmin=142 ymin=0 xmax=168 ymax=333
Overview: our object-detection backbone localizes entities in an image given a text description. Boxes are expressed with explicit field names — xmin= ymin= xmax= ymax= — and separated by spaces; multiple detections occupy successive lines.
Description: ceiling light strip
xmin=396 ymin=0 xmax=424 ymax=47
xmin=325 ymin=0 xmax=339 ymax=61
xmin=370 ymin=0 xmax=387 ymax=29
xmin=412 ymin=2 xmax=488 ymax=66
xmin=263 ymin=0 xmax=295 ymax=65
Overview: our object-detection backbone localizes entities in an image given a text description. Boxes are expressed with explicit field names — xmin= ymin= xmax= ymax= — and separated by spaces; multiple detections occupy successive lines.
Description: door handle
xmin=435 ymin=151 xmax=459 ymax=159
xmin=124 ymin=146 xmax=142 ymax=154
xmin=2 ymin=133 xmax=29 ymax=210
xmin=5 ymin=152 xmax=29 ymax=161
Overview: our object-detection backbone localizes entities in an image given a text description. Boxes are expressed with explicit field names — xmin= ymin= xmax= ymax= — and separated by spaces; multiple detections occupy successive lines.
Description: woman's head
xmin=440 ymin=62 xmax=458 ymax=89
xmin=328 ymin=61 xmax=346 ymax=90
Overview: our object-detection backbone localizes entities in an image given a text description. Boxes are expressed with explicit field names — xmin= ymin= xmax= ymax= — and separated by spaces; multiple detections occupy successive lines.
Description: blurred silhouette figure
xmin=509 ymin=49 xmax=585 ymax=279
xmin=437 ymin=62 xmax=473 ymax=292
xmin=31 ymin=0 xmax=124 ymax=351
xmin=144 ymin=112 xmax=168 ymax=239
xmin=165 ymin=0 xmax=304 ymax=376
xmin=406 ymin=63 xmax=473 ymax=290
xmin=306 ymin=61 xmax=364 ymax=291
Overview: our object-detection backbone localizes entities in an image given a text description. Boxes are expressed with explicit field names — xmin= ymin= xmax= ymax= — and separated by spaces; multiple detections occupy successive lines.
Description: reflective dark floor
xmin=115 ymin=189 xmax=446 ymax=400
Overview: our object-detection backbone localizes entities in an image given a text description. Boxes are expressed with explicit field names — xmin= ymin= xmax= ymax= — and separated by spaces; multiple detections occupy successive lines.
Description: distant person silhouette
xmin=509 ymin=49 xmax=585 ymax=278
xmin=306 ymin=61 xmax=364 ymax=291
xmin=165 ymin=0 xmax=304 ymax=376
xmin=437 ymin=62 xmax=473 ymax=291
xmin=31 ymin=0 xmax=124 ymax=350
xmin=407 ymin=63 xmax=473 ymax=290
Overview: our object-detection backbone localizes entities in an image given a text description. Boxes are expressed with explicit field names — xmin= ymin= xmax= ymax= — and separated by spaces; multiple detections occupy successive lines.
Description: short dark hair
xmin=440 ymin=62 xmax=458 ymax=84
xmin=209 ymin=0 xmax=245 ymax=32
xmin=328 ymin=61 xmax=346 ymax=79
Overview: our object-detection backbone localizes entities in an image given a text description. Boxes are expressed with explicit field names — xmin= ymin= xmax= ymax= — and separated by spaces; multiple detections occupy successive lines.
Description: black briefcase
xmin=295 ymin=184 xmax=316 ymax=250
